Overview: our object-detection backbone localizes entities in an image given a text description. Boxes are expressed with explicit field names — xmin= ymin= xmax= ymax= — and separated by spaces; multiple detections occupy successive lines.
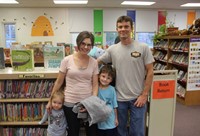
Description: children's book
xmin=28 ymin=44 xmax=44 ymax=63
xmin=11 ymin=49 xmax=34 ymax=71
xmin=57 ymin=43 xmax=74 ymax=56
xmin=3 ymin=48 xmax=10 ymax=62
xmin=0 ymin=47 xmax=5 ymax=69
xmin=43 ymin=46 xmax=65 ymax=69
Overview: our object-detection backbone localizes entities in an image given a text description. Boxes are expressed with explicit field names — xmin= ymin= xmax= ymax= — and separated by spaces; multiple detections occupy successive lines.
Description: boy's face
xmin=99 ymin=72 xmax=113 ymax=86
xmin=51 ymin=96 xmax=63 ymax=110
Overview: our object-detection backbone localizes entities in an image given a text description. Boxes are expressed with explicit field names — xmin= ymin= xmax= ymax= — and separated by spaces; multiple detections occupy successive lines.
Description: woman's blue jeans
xmin=117 ymin=99 xmax=147 ymax=136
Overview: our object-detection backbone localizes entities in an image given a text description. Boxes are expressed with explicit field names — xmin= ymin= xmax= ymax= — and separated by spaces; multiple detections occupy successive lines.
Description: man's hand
xmin=134 ymin=94 xmax=148 ymax=107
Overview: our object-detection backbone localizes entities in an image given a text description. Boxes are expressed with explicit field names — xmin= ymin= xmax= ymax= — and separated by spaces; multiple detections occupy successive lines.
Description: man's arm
xmin=134 ymin=63 xmax=154 ymax=107
xmin=142 ymin=63 xmax=154 ymax=96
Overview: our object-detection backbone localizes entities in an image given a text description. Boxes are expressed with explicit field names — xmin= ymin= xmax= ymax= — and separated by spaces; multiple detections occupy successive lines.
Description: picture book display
xmin=3 ymin=48 xmax=11 ymax=62
xmin=57 ymin=43 xmax=74 ymax=56
xmin=0 ymin=47 xmax=5 ymax=69
xmin=11 ymin=49 xmax=34 ymax=71
xmin=43 ymin=46 xmax=65 ymax=69
xmin=27 ymin=44 xmax=44 ymax=63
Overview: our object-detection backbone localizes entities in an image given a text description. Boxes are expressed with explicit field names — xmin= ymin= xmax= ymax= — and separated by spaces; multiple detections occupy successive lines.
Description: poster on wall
xmin=187 ymin=37 xmax=200 ymax=91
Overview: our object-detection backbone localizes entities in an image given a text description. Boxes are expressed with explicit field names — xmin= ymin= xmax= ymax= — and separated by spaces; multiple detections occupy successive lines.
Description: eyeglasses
xmin=81 ymin=42 xmax=92 ymax=47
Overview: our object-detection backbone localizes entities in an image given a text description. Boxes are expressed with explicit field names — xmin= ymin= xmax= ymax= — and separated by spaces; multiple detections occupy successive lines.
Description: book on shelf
xmin=43 ymin=46 xmax=65 ymax=69
xmin=44 ymin=41 xmax=53 ymax=46
xmin=57 ymin=43 xmax=74 ymax=56
xmin=11 ymin=49 xmax=34 ymax=71
xmin=27 ymin=44 xmax=44 ymax=63
xmin=3 ymin=48 xmax=11 ymax=62
xmin=0 ymin=47 xmax=5 ymax=69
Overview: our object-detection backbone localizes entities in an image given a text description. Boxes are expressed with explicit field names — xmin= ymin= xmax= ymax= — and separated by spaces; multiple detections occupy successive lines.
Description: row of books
xmin=153 ymin=63 xmax=167 ymax=70
xmin=178 ymin=70 xmax=187 ymax=81
xmin=0 ymin=80 xmax=54 ymax=99
xmin=153 ymin=50 xmax=167 ymax=60
xmin=154 ymin=40 xmax=168 ymax=49
xmin=154 ymin=40 xmax=189 ymax=52
xmin=168 ymin=54 xmax=188 ymax=65
xmin=169 ymin=40 xmax=189 ymax=51
xmin=0 ymin=103 xmax=46 ymax=122
xmin=177 ymin=83 xmax=186 ymax=98
xmin=2 ymin=127 xmax=47 ymax=136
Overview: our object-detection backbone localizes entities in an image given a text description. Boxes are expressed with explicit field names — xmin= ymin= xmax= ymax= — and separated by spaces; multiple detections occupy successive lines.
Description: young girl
xmin=39 ymin=90 xmax=67 ymax=136
xmin=97 ymin=65 xmax=118 ymax=136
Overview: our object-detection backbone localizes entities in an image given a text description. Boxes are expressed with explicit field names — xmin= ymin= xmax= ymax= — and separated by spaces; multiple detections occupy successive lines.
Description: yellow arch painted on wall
xmin=31 ymin=16 xmax=54 ymax=36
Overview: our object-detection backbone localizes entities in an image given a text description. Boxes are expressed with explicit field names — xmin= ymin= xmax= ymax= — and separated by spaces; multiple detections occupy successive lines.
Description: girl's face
xmin=78 ymin=38 xmax=92 ymax=54
xmin=51 ymin=96 xmax=63 ymax=110
xmin=99 ymin=72 xmax=113 ymax=87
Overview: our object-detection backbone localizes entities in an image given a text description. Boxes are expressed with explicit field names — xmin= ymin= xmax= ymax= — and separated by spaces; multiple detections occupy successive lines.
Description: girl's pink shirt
xmin=59 ymin=55 xmax=99 ymax=103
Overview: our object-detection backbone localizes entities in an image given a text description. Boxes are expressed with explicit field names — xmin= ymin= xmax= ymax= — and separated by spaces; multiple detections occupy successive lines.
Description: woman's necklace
xmin=75 ymin=53 xmax=89 ymax=70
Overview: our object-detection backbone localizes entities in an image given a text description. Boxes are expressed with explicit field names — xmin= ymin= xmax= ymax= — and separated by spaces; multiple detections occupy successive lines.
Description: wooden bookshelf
xmin=0 ymin=67 xmax=58 ymax=131
xmin=153 ymin=35 xmax=200 ymax=105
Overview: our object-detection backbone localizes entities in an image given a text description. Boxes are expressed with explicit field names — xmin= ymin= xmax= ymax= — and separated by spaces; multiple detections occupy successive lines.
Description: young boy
xmin=97 ymin=65 xmax=118 ymax=136
xmin=39 ymin=90 xmax=68 ymax=136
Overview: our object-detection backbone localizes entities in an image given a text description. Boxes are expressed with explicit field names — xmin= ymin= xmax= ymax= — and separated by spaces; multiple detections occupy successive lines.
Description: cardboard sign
xmin=153 ymin=80 xmax=175 ymax=99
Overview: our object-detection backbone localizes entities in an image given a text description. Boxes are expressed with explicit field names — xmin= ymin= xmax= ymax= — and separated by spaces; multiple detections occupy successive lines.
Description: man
xmin=98 ymin=15 xmax=154 ymax=136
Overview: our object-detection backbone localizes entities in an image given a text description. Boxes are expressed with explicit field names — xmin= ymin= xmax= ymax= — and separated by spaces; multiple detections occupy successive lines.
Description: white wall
xmin=167 ymin=10 xmax=187 ymax=30
xmin=0 ymin=8 xmax=69 ymax=46
xmin=136 ymin=10 xmax=157 ymax=32
xmin=0 ymin=8 xmax=199 ymax=48
xmin=196 ymin=10 xmax=200 ymax=18
xmin=68 ymin=8 xmax=93 ymax=32
xmin=103 ymin=8 xmax=126 ymax=31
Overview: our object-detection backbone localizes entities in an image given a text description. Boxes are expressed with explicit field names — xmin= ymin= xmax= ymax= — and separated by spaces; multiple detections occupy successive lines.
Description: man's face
xmin=116 ymin=21 xmax=133 ymax=39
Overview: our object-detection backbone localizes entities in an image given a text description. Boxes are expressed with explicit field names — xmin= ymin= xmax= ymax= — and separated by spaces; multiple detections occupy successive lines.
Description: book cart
xmin=146 ymin=70 xmax=177 ymax=136
xmin=0 ymin=67 xmax=58 ymax=135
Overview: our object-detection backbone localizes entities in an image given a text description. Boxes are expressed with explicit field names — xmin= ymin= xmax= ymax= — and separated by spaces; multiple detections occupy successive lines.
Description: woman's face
xmin=78 ymin=38 xmax=93 ymax=54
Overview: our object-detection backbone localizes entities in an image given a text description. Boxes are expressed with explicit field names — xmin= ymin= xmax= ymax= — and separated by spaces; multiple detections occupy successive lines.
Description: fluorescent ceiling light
xmin=53 ymin=0 xmax=88 ymax=4
xmin=121 ymin=1 xmax=155 ymax=6
xmin=0 ymin=0 xmax=18 ymax=4
xmin=181 ymin=3 xmax=200 ymax=7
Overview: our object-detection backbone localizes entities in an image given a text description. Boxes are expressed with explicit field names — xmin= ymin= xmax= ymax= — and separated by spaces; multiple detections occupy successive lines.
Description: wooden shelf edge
xmin=0 ymin=98 xmax=49 ymax=103
xmin=0 ymin=121 xmax=48 ymax=126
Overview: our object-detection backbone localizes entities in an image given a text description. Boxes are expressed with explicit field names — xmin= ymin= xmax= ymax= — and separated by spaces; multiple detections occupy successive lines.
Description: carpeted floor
xmin=173 ymin=102 xmax=200 ymax=136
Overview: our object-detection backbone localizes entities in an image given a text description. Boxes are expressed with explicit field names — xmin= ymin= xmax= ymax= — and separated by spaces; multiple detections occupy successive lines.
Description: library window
xmin=4 ymin=23 xmax=16 ymax=48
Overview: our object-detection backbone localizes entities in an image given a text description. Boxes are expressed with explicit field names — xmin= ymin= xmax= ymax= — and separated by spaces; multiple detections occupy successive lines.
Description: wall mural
xmin=31 ymin=16 xmax=54 ymax=36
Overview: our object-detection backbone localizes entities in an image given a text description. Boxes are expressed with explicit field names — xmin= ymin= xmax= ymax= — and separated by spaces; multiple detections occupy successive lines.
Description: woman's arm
xmin=46 ymin=71 xmax=66 ymax=112
xmin=51 ymin=71 xmax=66 ymax=96
xmin=92 ymin=74 xmax=98 ymax=96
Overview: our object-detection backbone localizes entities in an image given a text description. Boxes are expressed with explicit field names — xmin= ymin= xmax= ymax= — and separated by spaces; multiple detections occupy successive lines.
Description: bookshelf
xmin=153 ymin=35 xmax=200 ymax=105
xmin=0 ymin=67 xmax=58 ymax=134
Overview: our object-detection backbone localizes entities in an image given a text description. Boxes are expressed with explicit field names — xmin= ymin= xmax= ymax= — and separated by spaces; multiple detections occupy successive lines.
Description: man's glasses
xmin=81 ymin=42 xmax=92 ymax=47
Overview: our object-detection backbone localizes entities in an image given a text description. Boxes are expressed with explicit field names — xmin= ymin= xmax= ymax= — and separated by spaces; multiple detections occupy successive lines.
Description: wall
xmin=0 ymin=8 xmax=199 ymax=47
xmin=0 ymin=8 xmax=69 ymax=46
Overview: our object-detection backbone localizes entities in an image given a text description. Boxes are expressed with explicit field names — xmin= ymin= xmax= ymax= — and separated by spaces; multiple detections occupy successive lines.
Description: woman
xmin=46 ymin=31 xmax=99 ymax=136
